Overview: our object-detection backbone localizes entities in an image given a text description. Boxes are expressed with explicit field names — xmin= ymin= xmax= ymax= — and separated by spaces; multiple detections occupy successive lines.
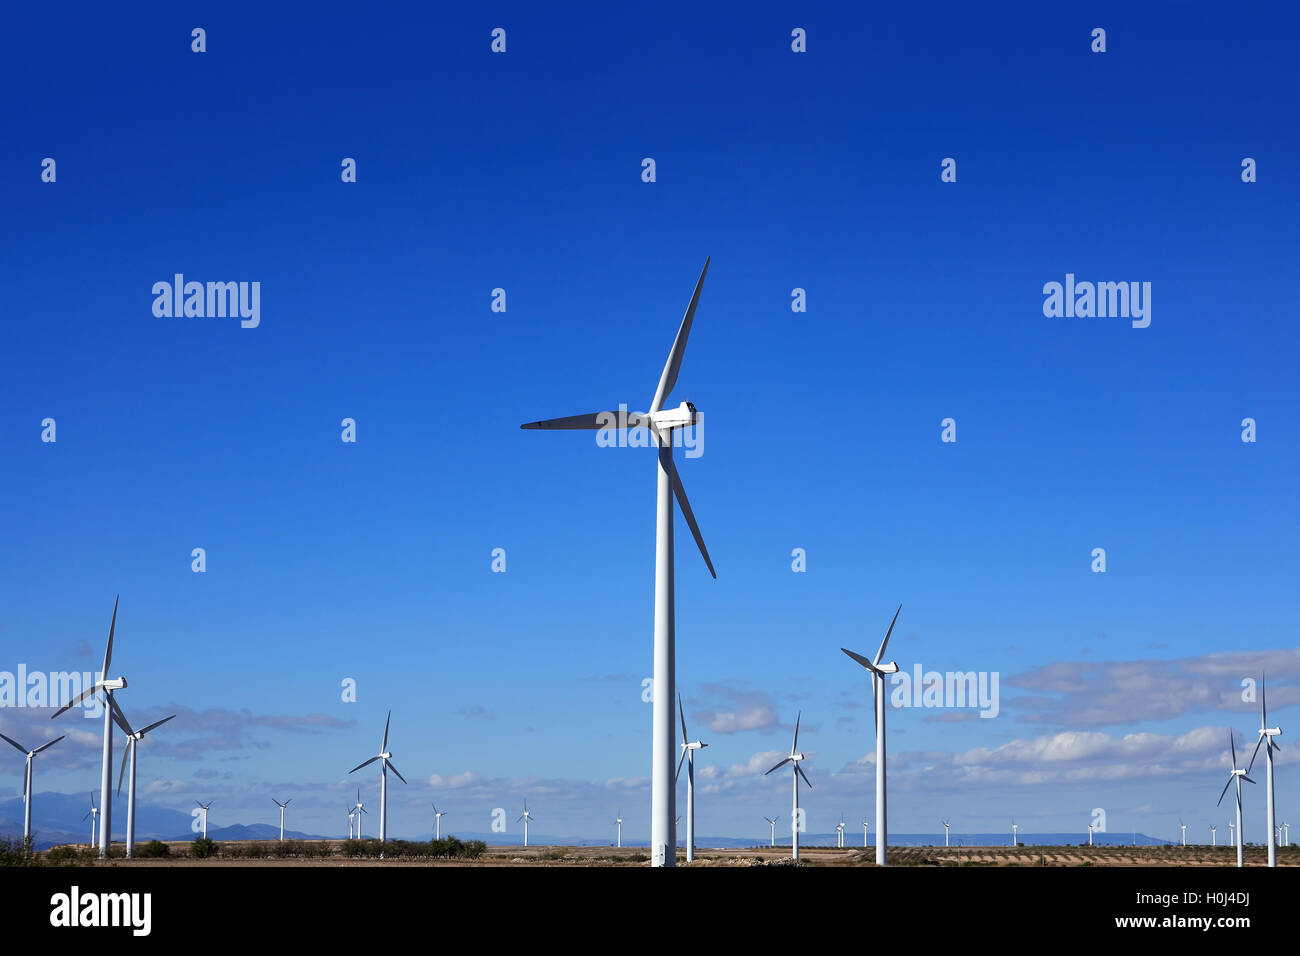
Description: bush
xmin=136 ymin=840 xmax=170 ymax=858
xmin=46 ymin=844 xmax=97 ymax=865
xmin=190 ymin=837 xmax=218 ymax=859
xmin=0 ymin=835 xmax=38 ymax=866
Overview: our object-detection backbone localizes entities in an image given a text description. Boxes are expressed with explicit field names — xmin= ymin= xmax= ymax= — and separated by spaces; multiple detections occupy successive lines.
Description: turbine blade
xmin=0 ymin=733 xmax=27 ymax=754
xmin=102 ymin=595 xmax=119 ymax=676
xmin=1230 ymin=732 xmax=1237 ymax=768
xmin=51 ymin=683 xmax=98 ymax=719
xmin=664 ymin=454 xmax=715 ymax=578
xmin=1217 ymin=776 xmax=1233 ymax=806
xmin=678 ymin=693 xmax=688 ymax=740
xmin=520 ymin=410 xmax=631 ymax=431
xmin=1242 ymin=775 xmax=1257 ymax=786
xmin=349 ymin=756 xmax=380 ymax=774
xmin=793 ymin=712 xmax=801 ymax=752
xmin=650 ymin=258 xmax=709 ymax=413
xmin=31 ymin=735 xmax=64 ymax=755
xmin=107 ymin=695 xmax=134 ymax=737
xmin=285 ymin=798 xmax=292 ymax=807
xmin=764 ymin=757 xmax=791 ymax=775
xmin=382 ymin=711 xmax=391 ymax=752
xmin=117 ymin=741 xmax=130 ymax=796
xmin=874 ymin=605 xmax=902 ymax=666
xmin=676 ymin=747 xmax=687 ymax=783
xmin=796 ymin=763 xmax=813 ymax=789
xmin=1247 ymin=735 xmax=1265 ymax=777
xmin=385 ymin=759 xmax=408 ymax=785
xmin=841 ymin=647 xmax=881 ymax=674
xmin=138 ymin=715 xmax=176 ymax=737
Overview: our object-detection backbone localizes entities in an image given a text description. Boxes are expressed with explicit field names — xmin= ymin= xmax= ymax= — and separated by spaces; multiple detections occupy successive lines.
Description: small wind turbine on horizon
xmin=835 ymin=815 xmax=846 ymax=848
xmin=347 ymin=806 xmax=356 ymax=838
xmin=1246 ymin=674 xmax=1283 ymax=868
xmin=110 ymin=701 xmax=175 ymax=858
xmin=0 ymin=731 xmax=64 ymax=844
xmin=862 ymin=820 xmax=869 ymax=848
xmin=348 ymin=711 xmax=408 ymax=857
xmin=52 ymin=596 xmax=126 ymax=858
xmin=841 ymin=604 xmax=903 ymax=866
xmin=942 ymin=819 xmax=951 ymax=847
xmin=1210 ymin=824 xmax=1216 ymax=848
xmin=83 ymin=793 xmax=98 ymax=848
xmin=1087 ymin=822 xmax=1094 ymax=846
xmin=272 ymin=798 xmax=292 ymax=841
xmin=353 ymin=789 xmax=367 ymax=838
xmin=520 ymin=258 xmax=716 ymax=867
xmin=432 ymin=804 xmax=447 ymax=840
xmin=615 ymin=809 xmax=622 ymax=848
xmin=676 ymin=694 xmax=708 ymax=862
xmin=195 ymin=800 xmax=212 ymax=839
xmin=764 ymin=712 xmax=812 ymax=862
xmin=764 ymin=816 xmax=777 ymax=848
xmin=1179 ymin=819 xmax=1186 ymax=847
xmin=518 ymin=800 xmax=535 ymax=847
xmin=1012 ymin=820 xmax=1019 ymax=847
xmin=1217 ymin=731 xmax=1255 ymax=868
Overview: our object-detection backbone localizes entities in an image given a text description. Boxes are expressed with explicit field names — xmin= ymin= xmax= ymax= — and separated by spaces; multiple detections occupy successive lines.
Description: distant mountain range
xmin=1 ymin=794 xmax=1184 ymax=850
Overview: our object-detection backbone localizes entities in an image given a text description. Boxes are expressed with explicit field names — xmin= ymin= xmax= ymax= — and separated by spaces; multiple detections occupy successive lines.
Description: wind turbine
xmin=353 ymin=789 xmax=367 ymax=838
xmin=676 ymin=694 xmax=708 ymax=862
xmin=51 ymin=596 xmax=126 ymax=858
xmin=347 ymin=806 xmax=356 ymax=838
xmin=835 ymin=815 xmax=846 ymax=848
xmin=0 ymin=731 xmax=64 ymax=843
xmin=518 ymin=801 xmax=534 ymax=847
xmin=195 ymin=800 xmax=212 ymax=839
xmin=615 ymin=809 xmax=622 ymax=848
xmin=348 ymin=711 xmax=407 ymax=856
xmin=942 ymin=819 xmax=951 ymax=847
xmin=841 ymin=604 xmax=903 ymax=866
xmin=272 ymin=798 xmax=292 ymax=842
xmin=1227 ymin=820 xmax=1236 ymax=854
xmin=1246 ymin=674 xmax=1283 ymax=868
xmin=1012 ymin=820 xmax=1019 ymax=847
xmin=1284 ymin=822 xmax=1290 ymax=847
xmin=110 ymin=703 xmax=175 ymax=858
xmin=1210 ymin=824 xmax=1216 ymax=848
xmin=520 ymin=259 xmax=715 ymax=867
xmin=1217 ymin=731 xmax=1255 ymax=868
xmin=432 ymin=804 xmax=447 ymax=840
xmin=862 ymin=820 xmax=869 ymax=848
xmin=1179 ymin=819 xmax=1186 ymax=847
xmin=83 ymin=793 xmax=99 ymax=848
xmin=764 ymin=816 xmax=778 ymax=848
xmin=764 ymin=712 xmax=812 ymax=861
xmin=1087 ymin=823 xmax=1094 ymax=846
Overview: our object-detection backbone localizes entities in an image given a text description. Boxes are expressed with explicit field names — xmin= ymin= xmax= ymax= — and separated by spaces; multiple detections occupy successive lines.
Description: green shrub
xmin=136 ymin=840 xmax=170 ymax=858
xmin=190 ymin=837 xmax=218 ymax=859
xmin=0 ymin=835 xmax=38 ymax=866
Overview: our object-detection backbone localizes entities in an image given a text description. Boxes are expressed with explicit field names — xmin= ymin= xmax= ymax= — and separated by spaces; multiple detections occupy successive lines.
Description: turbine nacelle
xmin=648 ymin=401 xmax=699 ymax=432
xmin=102 ymin=677 xmax=127 ymax=690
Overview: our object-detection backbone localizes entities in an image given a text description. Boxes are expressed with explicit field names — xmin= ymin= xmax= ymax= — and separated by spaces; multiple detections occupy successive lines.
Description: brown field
xmin=38 ymin=841 xmax=1300 ymax=867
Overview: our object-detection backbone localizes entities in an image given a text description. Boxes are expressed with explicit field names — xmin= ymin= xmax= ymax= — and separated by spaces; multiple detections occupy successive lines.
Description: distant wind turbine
xmin=1217 ymin=731 xmax=1255 ymax=868
xmin=764 ymin=712 xmax=812 ymax=862
xmin=347 ymin=806 xmax=356 ymax=838
xmin=1179 ymin=819 xmax=1186 ymax=847
xmin=518 ymin=800 xmax=534 ymax=847
xmin=432 ymin=804 xmax=447 ymax=840
xmin=0 ymin=731 xmax=64 ymax=843
xmin=51 ymin=596 xmax=126 ymax=858
xmin=520 ymin=259 xmax=716 ymax=867
xmin=83 ymin=793 xmax=99 ymax=848
xmin=1246 ymin=674 xmax=1283 ymax=868
xmin=614 ymin=809 xmax=622 ymax=849
xmin=942 ymin=819 xmax=950 ymax=847
xmin=1012 ymin=820 xmax=1018 ymax=847
xmin=353 ymin=789 xmax=367 ymax=838
xmin=195 ymin=800 xmax=213 ymax=839
xmin=110 ymin=701 xmax=175 ymax=858
xmin=676 ymin=694 xmax=708 ymax=862
xmin=272 ymin=798 xmax=292 ymax=842
xmin=841 ymin=605 xmax=903 ymax=866
xmin=763 ymin=816 xmax=777 ymax=848
xmin=1210 ymin=824 xmax=1216 ymax=848
xmin=1087 ymin=823 xmax=1094 ymax=846
xmin=348 ymin=711 xmax=408 ymax=857
xmin=862 ymin=820 xmax=869 ymax=848
xmin=835 ymin=815 xmax=846 ymax=848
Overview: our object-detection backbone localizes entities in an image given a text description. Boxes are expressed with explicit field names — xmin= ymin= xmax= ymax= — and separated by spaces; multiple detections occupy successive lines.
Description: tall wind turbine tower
xmin=1217 ymin=732 xmax=1255 ymax=868
xmin=1246 ymin=674 xmax=1283 ymax=867
xmin=520 ymin=259 xmax=715 ymax=867
xmin=841 ymin=605 xmax=903 ymax=865
xmin=0 ymin=732 xmax=64 ymax=844
xmin=764 ymin=712 xmax=812 ymax=861
xmin=52 ymin=596 xmax=126 ymax=858
xmin=348 ymin=711 xmax=408 ymax=857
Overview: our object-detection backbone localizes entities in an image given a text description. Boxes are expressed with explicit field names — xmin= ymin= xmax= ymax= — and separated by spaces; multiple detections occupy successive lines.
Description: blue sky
xmin=1 ymin=3 xmax=1296 ymax=845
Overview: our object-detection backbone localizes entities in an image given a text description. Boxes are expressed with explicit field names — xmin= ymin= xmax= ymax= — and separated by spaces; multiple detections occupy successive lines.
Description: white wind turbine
xmin=841 ymin=605 xmax=902 ymax=866
xmin=0 ymin=731 xmax=64 ymax=844
xmin=272 ymin=798 xmax=292 ymax=842
xmin=764 ymin=712 xmax=812 ymax=861
xmin=432 ymin=804 xmax=447 ymax=840
xmin=521 ymin=259 xmax=715 ymax=867
xmin=1210 ymin=824 xmax=1216 ymax=848
xmin=1227 ymin=820 xmax=1236 ymax=853
xmin=676 ymin=694 xmax=708 ymax=862
xmin=1284 ymin=822 xmax=1290 ymax=847
xmin=1011 ymin=820 xmax=1019 ymax=847
xmin=195 ymin=800 xmax=213 ymax=839
xmin=763 ymin=816 xmax=778 ymax=848
xmin=110 ymin=702 xmax=175 ymax=858
xmin=518 ymin=800 xmax=535 ymax=847
xmin=1088 ymin=823 xmax=1094 ymax=846
xmin=862 ymin=820 xmax=870 ymax=848
xmin=347 ymin=806 xmax=356 ymax=838
xmin=83 ymin=793 xmax=99 ymax=848
xmin=52 ymin=596 xmax=126 ymax=858
xmin=1246 ymin=674 xmax=1283 ymax=868
xmin=615 ymin=809 xmax=622 ymax=848
xmin=835 ymin=815 xmax=846 ymax=848
xmin=1179 ymin=819 xmax=1186 ymax=847
xmin=942 ymin=819 xmax=951 ymax=847
xmin=1217 ymin=731 xmax=1255 ymax=868
xmin=348 ymin=711 xmax=407 ymax=856
xmin=353 ymin=789 xmax=367 ymax=838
